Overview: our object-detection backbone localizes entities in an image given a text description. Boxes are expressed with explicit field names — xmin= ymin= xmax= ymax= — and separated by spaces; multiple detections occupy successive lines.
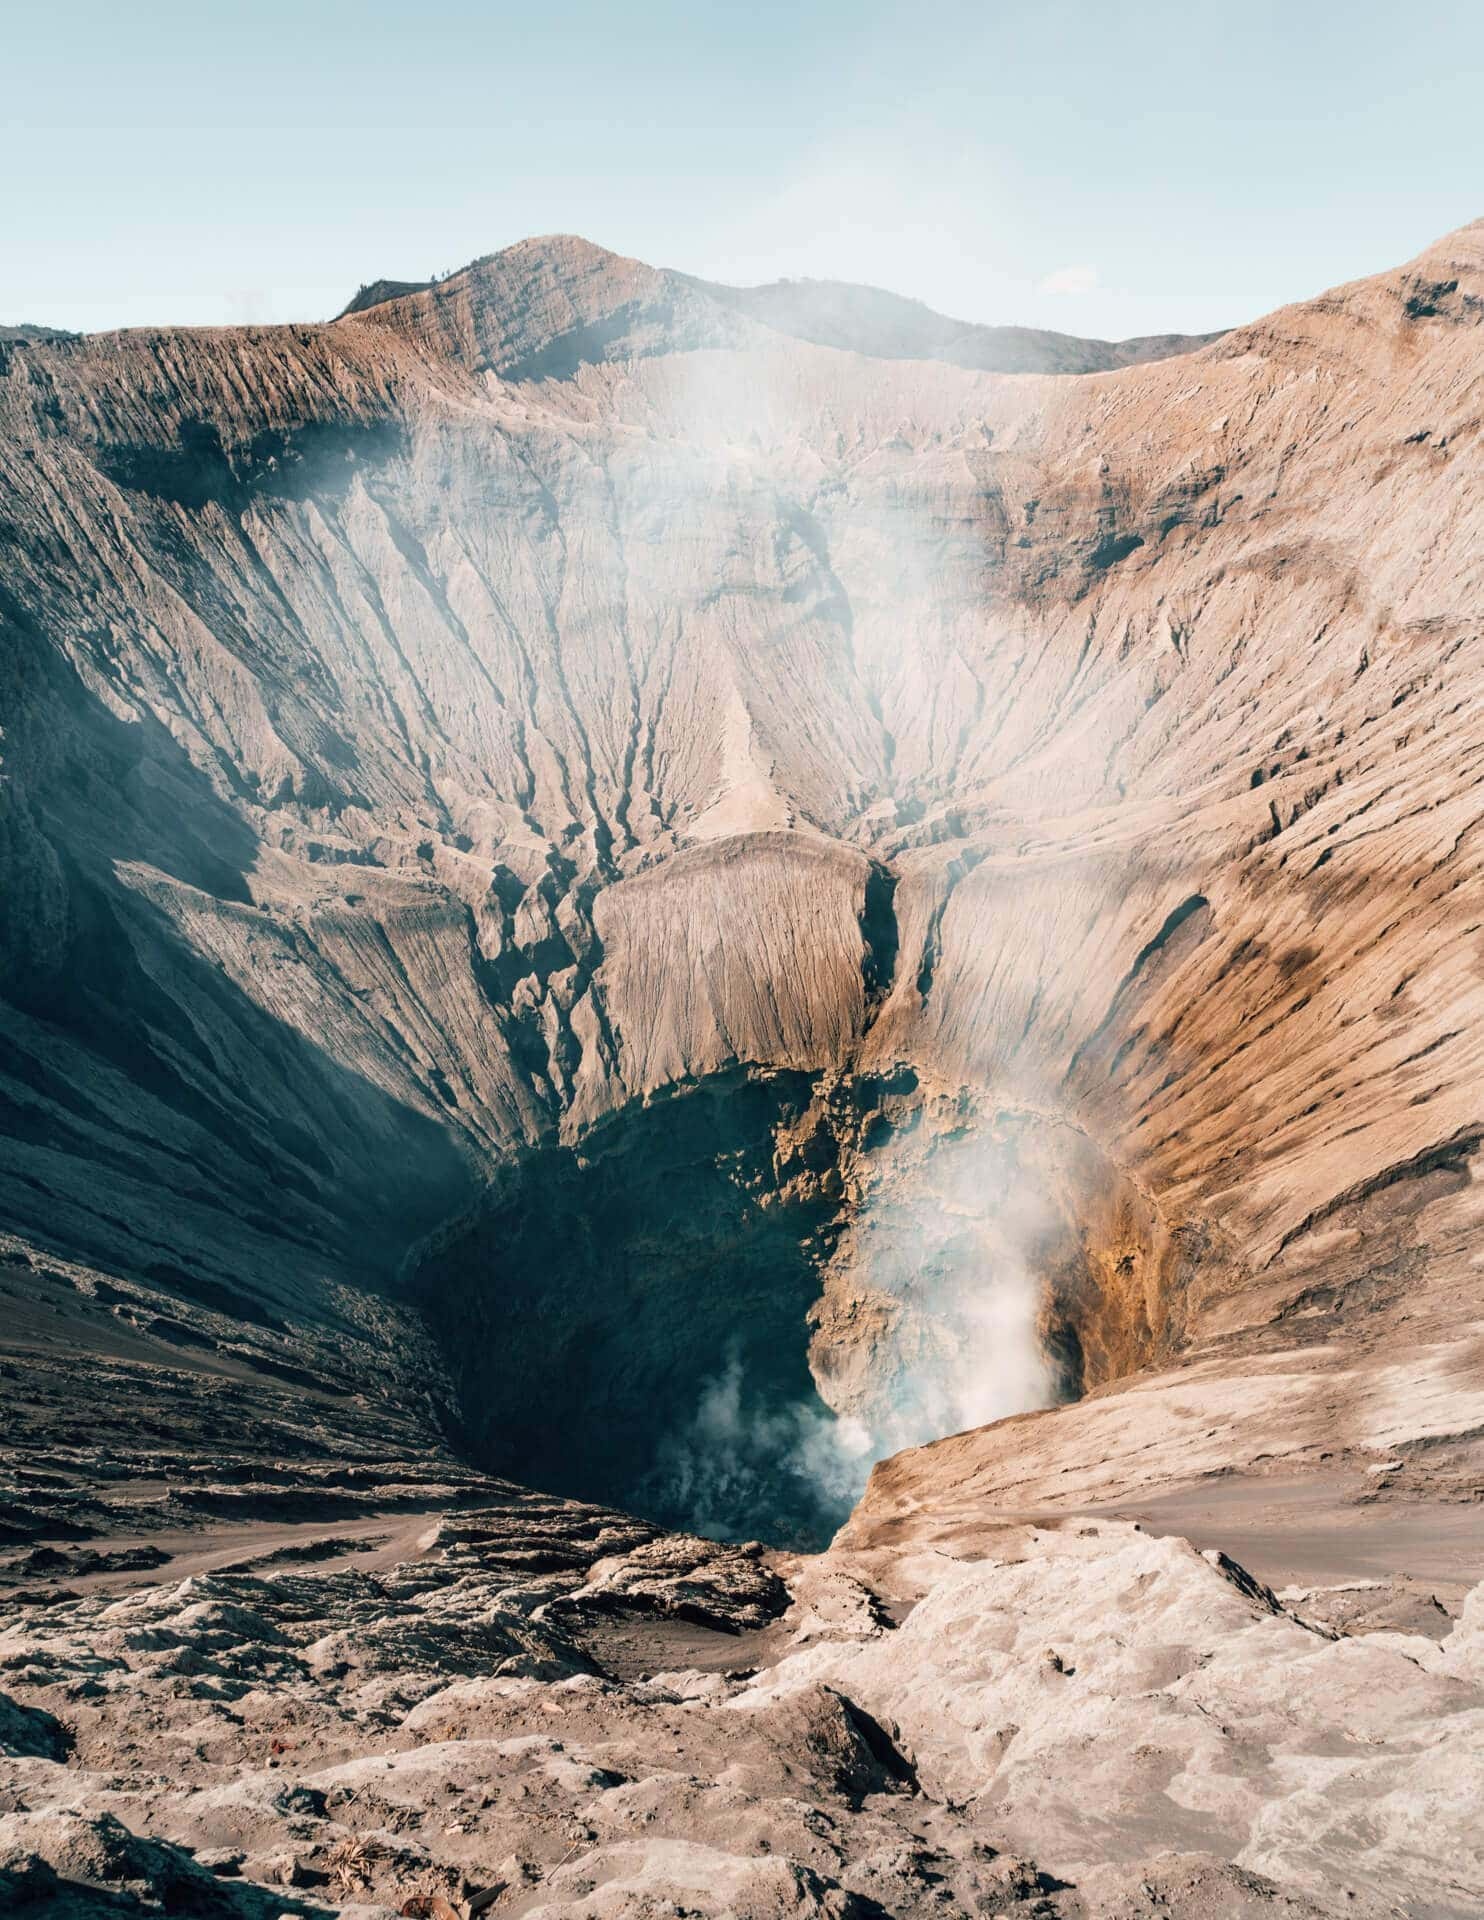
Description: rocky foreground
xmin=3 ymin=224 xmax=1484 ymax=1912
xmin=3 ymin=1480 xmax=1480 ymax=1920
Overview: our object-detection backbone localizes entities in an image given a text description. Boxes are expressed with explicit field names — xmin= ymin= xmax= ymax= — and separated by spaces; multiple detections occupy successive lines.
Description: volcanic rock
xmin=1 ymin=221 xmax=1483 ymax=1913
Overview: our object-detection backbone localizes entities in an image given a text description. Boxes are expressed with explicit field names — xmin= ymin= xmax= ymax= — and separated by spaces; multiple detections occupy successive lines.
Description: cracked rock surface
xmin=10 ymin=1496 xmax=1456 ymax=1918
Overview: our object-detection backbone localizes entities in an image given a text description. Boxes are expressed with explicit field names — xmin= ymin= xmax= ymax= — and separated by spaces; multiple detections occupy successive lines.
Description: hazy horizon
xmin=5 ymin=0 xmax=1481 ymax=340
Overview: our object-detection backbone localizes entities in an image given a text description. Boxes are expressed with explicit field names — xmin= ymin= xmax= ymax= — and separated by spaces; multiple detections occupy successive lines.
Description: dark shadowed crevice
xmin=861 ymin=861 xmax=900 ymax=1008
xmin=1064 ymin=893 xmax=1211 ymax=1081
xmin=410 ymin=1070 xmax=856 ymax=1547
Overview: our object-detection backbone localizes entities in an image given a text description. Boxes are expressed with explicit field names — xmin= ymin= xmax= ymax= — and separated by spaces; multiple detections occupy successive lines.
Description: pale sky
xmin=4 ymin=0 xmax=1481 ymax=340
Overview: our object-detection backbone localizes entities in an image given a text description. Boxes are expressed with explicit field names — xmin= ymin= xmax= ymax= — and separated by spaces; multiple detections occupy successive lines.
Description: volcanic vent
xmin=410 ymin=1064 xmax=1187 ymax=1545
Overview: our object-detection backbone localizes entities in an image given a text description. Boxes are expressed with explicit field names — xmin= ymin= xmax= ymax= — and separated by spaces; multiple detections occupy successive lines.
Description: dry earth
xmin=1 ymin=226 xmax=1482 ymax=1915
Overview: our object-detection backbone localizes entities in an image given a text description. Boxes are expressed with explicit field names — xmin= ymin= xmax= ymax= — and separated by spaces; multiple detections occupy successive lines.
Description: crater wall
xmin=1 ymin=224 xmax=1482 ymax=1526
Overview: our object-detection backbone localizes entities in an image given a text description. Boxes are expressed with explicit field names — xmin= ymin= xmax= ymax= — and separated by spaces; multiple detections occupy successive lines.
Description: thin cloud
xmin=1038 ymin=263 xmax=1100 ymax=296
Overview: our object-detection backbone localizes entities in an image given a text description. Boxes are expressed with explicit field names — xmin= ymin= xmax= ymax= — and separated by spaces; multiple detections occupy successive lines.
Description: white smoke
xmin=649 ymin=1124 xmax=1062 ymax=1544
xmin=859 ymin=1125 xmax=1061 ymax=1446
xmin=520 ymin=240 xmax=1104 ymax=1546
xmin=643 ymin=1348 xmax=873 ymax=1546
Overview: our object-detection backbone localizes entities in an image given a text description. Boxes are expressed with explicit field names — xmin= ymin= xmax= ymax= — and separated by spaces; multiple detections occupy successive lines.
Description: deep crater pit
xmin=410 ymin=1066 xmax=1191 ymax=1547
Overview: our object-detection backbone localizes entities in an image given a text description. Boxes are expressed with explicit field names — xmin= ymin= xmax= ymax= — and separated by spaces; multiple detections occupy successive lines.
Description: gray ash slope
xmin=1 ymin=225 xmax=1483 ymax=1916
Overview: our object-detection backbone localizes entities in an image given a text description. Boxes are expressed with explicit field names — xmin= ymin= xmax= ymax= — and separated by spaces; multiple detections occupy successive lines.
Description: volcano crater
xmin=408 ymin=1062 xmax=1194 ymax=1545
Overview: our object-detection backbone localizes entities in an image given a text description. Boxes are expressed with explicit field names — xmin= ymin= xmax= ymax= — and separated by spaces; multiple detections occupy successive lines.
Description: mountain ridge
xmin=335 ymin=230 xmax=1224 ymax=376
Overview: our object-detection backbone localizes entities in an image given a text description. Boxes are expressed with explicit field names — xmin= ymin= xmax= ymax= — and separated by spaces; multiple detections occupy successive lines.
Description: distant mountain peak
xmin=334 ymin=235 xmax=1222 ymax=380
